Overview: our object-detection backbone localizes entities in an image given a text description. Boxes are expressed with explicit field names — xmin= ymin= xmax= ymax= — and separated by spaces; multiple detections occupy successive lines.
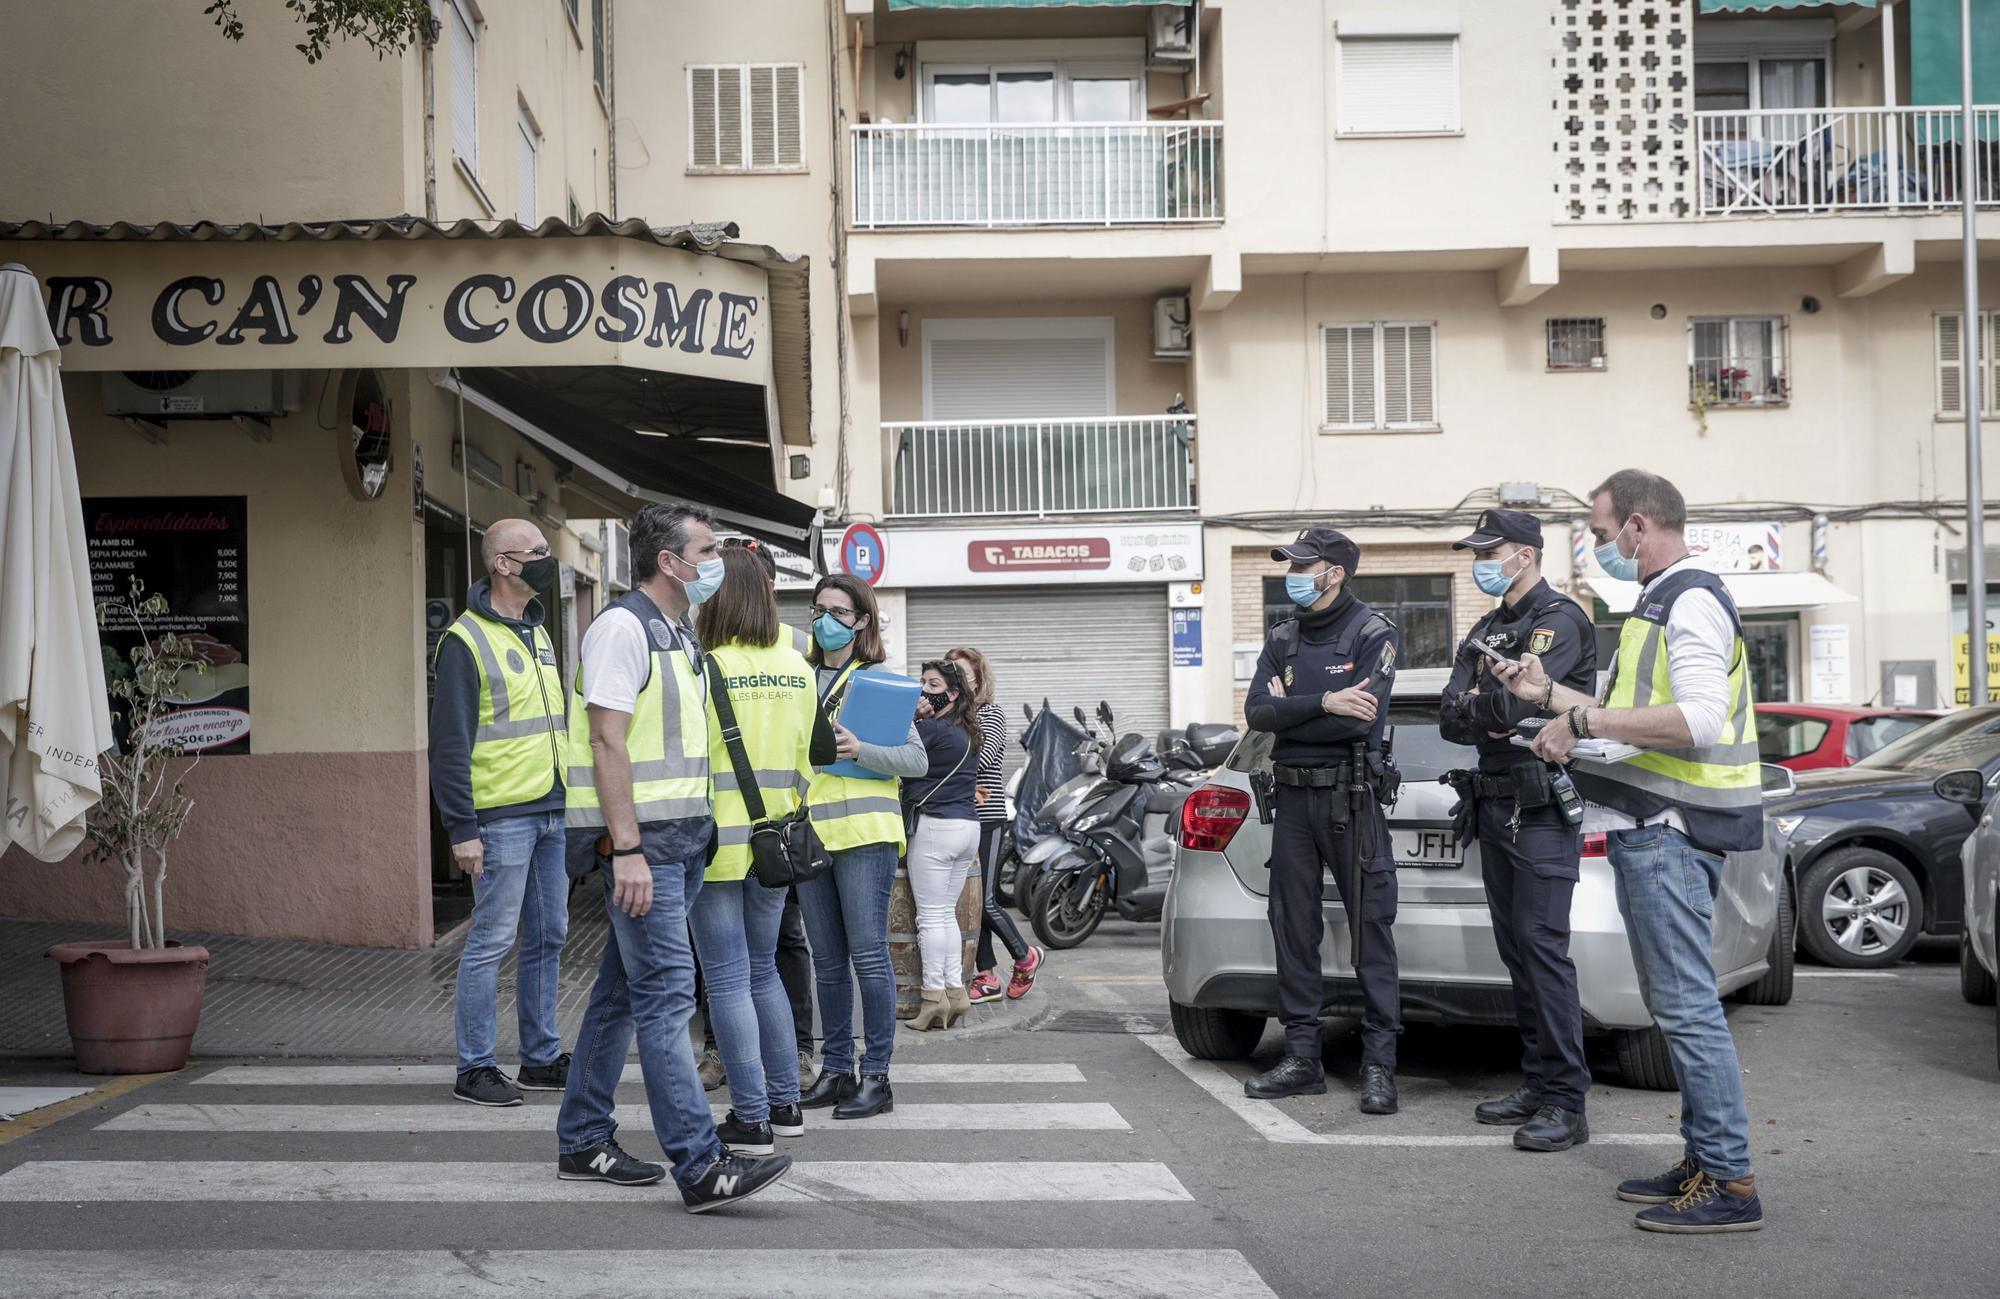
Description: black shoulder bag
xmin=706 ymin=661 xmax=832 ymax=889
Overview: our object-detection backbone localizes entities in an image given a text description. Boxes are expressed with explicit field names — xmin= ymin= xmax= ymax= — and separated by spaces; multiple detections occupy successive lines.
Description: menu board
xmin=85 ymin=496 xmax=250 ymax=755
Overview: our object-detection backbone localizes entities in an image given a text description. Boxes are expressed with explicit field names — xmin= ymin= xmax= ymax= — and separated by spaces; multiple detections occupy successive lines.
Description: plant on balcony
xmin=47 ymin=577 xmax=213 ymax=1074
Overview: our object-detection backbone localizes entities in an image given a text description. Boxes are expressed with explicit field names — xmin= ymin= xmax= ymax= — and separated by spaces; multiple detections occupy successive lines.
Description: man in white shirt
xmin=1498 ymin=469 xmax=1765 ymax=1236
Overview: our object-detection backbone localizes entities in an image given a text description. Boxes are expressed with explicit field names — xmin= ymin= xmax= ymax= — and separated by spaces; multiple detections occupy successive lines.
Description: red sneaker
xmin=1006 ymin=946 xmax=1045 ymax=1000
xmin=967 ymin=972 xmax=1004 ymax=1004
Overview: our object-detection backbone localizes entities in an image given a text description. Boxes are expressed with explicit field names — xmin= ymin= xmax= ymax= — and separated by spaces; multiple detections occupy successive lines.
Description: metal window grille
xmin=1688 ymin=316 xmax=1789 ymax=407
xmin=1546 ymin=317 xmax=1606 ymax=371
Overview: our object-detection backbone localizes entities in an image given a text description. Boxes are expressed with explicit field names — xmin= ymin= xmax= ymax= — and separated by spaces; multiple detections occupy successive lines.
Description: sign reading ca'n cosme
xmin=16 ymin=238 xmax=773 ymax=385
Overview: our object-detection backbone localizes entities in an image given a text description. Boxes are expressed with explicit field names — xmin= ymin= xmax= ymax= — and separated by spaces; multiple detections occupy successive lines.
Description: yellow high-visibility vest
xmin=440 ymin=609 xmax=564 ymax=810
xmin=806 ymin=660 xmax=907 ymax=853
xmin=563 ymin=591 xmax=711 ymax=832
xmin=704 ymin=638 xmax=818 ymax=881
xmin=1570 ymin=569 xmax=1763 ymax=854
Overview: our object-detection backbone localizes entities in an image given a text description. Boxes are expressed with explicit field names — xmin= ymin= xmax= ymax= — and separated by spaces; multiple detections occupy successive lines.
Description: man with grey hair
xmin=555 ymin=501 xmax=792 ymax=1212
xmin=1497 ymin=468 xmax=1766 ymax=1234
xmin=431 ymin=518 xmax=570 ymax=1109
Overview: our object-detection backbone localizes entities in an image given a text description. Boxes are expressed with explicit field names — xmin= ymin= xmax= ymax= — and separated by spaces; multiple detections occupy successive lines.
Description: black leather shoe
xmin=800 ymin=1069 xmax=858 ymax=1110
xmin=1244 ymin=1055 xmax=1326 ymax=1100
xmin=832 ymin=1073 xmax=893 ymax=1120
xmin=1357 ymin=1063 xmax=1398 ymax=1115
xmin=1474 ymin=1084 xmax=1544 ymax=1127
xmin=1513 ymin=1105 xmax=1589 ymax=1153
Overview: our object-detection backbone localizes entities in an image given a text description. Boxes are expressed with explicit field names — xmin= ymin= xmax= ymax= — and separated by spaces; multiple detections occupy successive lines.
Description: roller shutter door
xmin=776 ymin=591 xmax=815 ymax=649
xmin=903 ymin=585 xmax=1169 ymax=774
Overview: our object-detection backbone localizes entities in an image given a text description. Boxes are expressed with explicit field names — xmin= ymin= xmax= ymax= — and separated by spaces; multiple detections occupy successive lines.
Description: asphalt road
xmin=2 ymin=923 xmax=1995 ymax=1298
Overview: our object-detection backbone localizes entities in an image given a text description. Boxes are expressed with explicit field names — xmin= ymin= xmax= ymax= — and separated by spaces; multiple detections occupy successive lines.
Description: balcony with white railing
xmin=851 ymin=123 xmax=1223 ymax=229
xmin=886 ymin=415 xmax=1196 ymax=520
xmin=1696 ymin=106 xmax=2000 ymax=217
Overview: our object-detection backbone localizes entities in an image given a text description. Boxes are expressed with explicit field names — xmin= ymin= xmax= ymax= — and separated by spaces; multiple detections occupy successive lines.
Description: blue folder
xmin=821 ymin=670 xmax=922 ymax=780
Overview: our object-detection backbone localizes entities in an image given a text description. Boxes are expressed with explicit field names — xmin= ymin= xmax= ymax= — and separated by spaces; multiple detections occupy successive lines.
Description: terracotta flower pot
xmin=47 ymin=940 xmax=210 ymax=1074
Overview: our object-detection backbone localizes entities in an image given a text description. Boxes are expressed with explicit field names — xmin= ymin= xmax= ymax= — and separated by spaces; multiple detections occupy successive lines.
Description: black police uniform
xmin=1438 ymin=511 xmax=1598 ymax=1133
xmin=1243 ymin=529 xmax=1402 ymax=1107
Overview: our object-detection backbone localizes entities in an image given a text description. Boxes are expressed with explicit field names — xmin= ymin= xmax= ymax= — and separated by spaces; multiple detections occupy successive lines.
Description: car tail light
xmin=1581 ymin=832 xmax=1608 ymax=859
xmin=1180 ymin=785 xmax=1252 ymax=852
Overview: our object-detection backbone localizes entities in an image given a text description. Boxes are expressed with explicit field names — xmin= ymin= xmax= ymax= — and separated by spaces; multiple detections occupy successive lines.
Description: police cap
xmin=1452 ymin=508 xmax=1544 ymax=551
xmin=1271 ymin=526 xmax=1360 ymax=575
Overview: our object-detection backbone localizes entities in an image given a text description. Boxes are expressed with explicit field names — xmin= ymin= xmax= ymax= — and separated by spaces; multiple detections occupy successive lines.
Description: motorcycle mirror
xmin=1023 ymin=702 xmax=1034 ymax=722
xmin=1073 ymin=705 xmax=1088 ymax=727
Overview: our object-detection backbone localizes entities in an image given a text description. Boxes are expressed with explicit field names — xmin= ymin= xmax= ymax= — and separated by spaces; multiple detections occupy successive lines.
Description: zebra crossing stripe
xmin=192 ymin=1063 xmax=1089 ymax=1086
xmin=98 ymin=1101 xmax=1130 ymax=1134
xmin=0 ymin=1249 xmax=1277 ymax=1297
xmin=0 ymin=1160 xmax=1193 ymax=1203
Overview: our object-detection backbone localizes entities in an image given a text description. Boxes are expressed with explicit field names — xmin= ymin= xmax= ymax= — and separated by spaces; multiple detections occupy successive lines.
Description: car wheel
xmin=1031 ymin=870 xmax=1106 ymax=950
xmin=1169 ymin=997 xmax=1267 ymax=1061
xmin=1611 ymin=1026 xmax=1677 ymax=1091
xmin=1962 ymin=933 xmax=1998 ymax=1006
xmin=1735 ymin=878 xmax=1796 ymax=1006
xmin=1796 ymin=848 xmax=1924 ymax=969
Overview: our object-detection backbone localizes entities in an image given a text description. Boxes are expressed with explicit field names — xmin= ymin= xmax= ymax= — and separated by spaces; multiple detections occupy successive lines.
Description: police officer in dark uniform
xmin=1438 ymin=509 xmax=1597 ymax=1152
xmin=1243 ymin=528 xmax=1402 ymax=1113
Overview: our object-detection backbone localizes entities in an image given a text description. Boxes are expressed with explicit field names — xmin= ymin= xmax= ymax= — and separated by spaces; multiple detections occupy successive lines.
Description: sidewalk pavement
xmin=2 ymin=891 xmax=1039 ymax=1064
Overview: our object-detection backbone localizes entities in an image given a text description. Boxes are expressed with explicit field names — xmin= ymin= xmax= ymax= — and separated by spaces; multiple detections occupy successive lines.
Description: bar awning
xmin=1588 ymin=572 xmax=1859 ymax=615
xmin=1911 ymin=0 xmax=2000 ymax=106
xmin=437 ymin=368 xmax=821 ymax=561
xmin=889 ymin=0 xmax=1157 ymax=8
xmin=1698 ymin=0 xmax=1875 ymax=12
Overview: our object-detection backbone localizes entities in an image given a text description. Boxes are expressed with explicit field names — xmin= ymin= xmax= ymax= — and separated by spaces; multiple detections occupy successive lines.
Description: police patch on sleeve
xmin=1377 ymin=640 xmax=1396 ymax=674
xmin=647 ymin=618 xmax=674 ymax=649
xmin=1528 ymin=627 xmax=1556 ymax=655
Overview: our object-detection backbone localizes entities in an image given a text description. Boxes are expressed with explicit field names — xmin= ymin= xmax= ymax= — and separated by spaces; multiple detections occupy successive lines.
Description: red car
xmin=1756 ymin=705 xmax=1942 ymax=771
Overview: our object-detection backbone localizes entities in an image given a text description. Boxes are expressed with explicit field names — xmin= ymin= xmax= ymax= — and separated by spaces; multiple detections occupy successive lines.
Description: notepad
xmin=1512 ymin=717 xmax=1643 ymax=765
xmin=821 ymin=670 xmax=922 ymax=779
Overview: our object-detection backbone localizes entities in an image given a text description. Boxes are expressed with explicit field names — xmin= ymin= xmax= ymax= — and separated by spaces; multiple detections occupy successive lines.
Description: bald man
xmin=430 ymin=518 xmax=571 ymax=1108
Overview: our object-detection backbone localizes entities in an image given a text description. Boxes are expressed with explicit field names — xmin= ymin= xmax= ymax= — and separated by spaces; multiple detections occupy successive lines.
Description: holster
xmin=1440 ymin=770 xmax=1477 ymax=844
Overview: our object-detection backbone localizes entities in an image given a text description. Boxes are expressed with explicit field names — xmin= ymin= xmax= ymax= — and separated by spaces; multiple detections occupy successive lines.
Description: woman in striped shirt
xmin=948 ymin=647 xmax=1045 ymax=1003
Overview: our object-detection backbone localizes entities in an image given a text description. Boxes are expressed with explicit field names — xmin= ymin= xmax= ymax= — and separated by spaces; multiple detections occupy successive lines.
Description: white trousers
xmin=908 ymin=815 xmax=980 ymax=990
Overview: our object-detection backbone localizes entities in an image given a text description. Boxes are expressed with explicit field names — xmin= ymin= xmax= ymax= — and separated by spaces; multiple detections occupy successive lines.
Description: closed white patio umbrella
xmin=0 ymin=262 xmax=113 ymax=860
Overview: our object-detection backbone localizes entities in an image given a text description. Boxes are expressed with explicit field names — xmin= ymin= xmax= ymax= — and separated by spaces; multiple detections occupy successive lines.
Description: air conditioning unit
xmin=516 ymin=461 xmax=539 ymax=504
xmin=602 ymin=520 xmax=632 ymax=591
xmin=1148 ymin=3 xmax=1195 ymax=65
xmin=1153 ymin=295 xmax=1192 ymax=359
xmin=101 ymin=370 xmax=285 ymax=418
xmin=453 ymin=438 xmax=505 ymax=491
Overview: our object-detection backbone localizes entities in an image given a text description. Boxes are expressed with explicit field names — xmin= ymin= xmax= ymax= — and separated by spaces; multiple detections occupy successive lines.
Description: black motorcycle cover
xmin=1013 ymin=706 xmax=1086 ymax=859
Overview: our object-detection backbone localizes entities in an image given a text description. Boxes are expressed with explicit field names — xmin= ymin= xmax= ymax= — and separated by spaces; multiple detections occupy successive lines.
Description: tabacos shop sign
xmin=858 ymin=524 xmax=1204 ymax=588
xmin=20 ymin=239 xmax=772 ymax=384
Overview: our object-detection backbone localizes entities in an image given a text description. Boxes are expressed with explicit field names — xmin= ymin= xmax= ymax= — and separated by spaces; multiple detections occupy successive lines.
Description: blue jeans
xmin=1608 ymin=823 xmax=1753 ymax=1181
xmin=556 ymin=858 xmax=722 ymax=1191
xmin=689 ymin=875 xmax=800 ymax=1124
xmin=796 ymin=843 xmax=899 ymax=1076
xmin=453 ymin=810 xmax=568 ymax=1073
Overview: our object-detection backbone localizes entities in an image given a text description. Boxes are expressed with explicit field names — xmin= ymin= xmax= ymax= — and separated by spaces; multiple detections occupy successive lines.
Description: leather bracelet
xmin=1539 ymin=678 xmax=1556 ymax=711
xmin=1567 ymin=705 xmax=1587 ymax=740
xmin=1580 ymin=707 xmax=1596 ymax=740
xmin=611 ymin=846 xmax=643 ymax=857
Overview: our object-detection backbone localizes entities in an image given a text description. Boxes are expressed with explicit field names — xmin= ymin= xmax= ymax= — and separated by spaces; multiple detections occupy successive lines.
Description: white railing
xmin=887 ymin=415 xmax=1196 ymax=519
xmin=1695 ymin=106 xmax=2000 ymax=215
xmin=851 ymin=122 xmax=1223 ymax=228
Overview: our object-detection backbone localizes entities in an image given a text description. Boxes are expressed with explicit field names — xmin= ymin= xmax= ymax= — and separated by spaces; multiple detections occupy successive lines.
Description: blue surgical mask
xmin=1472 ymin=551 xmax=1524 ymax=598
xmin=813 ymin=612 xmax=857 ymax=652
xmin=670 ymin=552 xmax=726 ymax=606
xmin=1594 ymin=520 xmax=1639 ymax=583
xmin=1285 ymin=571 xmax=1326 ymax=608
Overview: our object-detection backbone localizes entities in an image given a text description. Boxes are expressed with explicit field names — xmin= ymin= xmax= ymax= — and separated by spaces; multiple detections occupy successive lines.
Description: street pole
xmin=1962 ymin=0 xmax=1988 ymax=706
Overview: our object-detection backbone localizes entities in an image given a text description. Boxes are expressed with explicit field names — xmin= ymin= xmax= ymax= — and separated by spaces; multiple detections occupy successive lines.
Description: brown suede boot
xmin=944 ymin=984 xmax=972 ymax=1027
xmin=909 ymin=988 xmax=948 ymax=1032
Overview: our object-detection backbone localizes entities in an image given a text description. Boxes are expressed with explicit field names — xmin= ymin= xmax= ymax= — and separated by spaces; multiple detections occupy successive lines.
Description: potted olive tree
xmin=47 ymin=580 xmax=211 ymax=1073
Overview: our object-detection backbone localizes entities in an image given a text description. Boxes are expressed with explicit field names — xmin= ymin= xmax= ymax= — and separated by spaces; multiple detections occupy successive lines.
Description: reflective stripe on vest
xmin=805 ymin=660 xmax=907 ymax=853
xmin=564 ymin=593 xmax=711 ymax=831
xmin=1569 ymin=569 xmax=1764 ymax=854
xmin=705 ymin=639 xmax=818 ymax=881
xmin=443 ymin=611 xmax=564 ymax=810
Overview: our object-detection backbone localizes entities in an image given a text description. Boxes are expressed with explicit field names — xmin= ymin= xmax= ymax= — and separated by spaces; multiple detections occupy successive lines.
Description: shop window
xmin=1688 ymin=315 xmax=1789 ymax=408
xmin=1546 ymin=317 xmax=1606 ymax=371
xmin=689 ymin=64 xmax=805 ymax=173
xmin=1321 ymin=321 xmax=1438 ymax=432
xmin=1743 ymin=618 xmax=1797 ymax=704
xmin=1262 ymin=574 xmax=1454 ymax=670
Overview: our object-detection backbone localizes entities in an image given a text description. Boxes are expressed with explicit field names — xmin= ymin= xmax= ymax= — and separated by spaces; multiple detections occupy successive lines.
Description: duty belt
xmin=1470 ymin=772 xmax=1519 ymax=800
xmin=1272 ymin=762 xmax=1358 ymax=789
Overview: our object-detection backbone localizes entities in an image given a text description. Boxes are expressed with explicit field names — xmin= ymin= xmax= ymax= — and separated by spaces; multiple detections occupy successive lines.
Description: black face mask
xmin=923 ymin=690 xmax=953 ymax=714
xmin=517 ymin=555 xmax=559 ymax=589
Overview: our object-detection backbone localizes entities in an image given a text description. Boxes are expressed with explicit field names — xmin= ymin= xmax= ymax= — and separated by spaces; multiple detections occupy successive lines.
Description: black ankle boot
xmin=1513 ymin=1105 xmax=1589 ymax=1153
xmin=1243 ymin=1055 xmax=1326 ymax=1100
xmin=799 ymin=1069 xmax=858 ymax=1110
xmin=831 ymin=1073 xmax=893 ymax=1120
xmin=1474 ymin=1084 xmax=1544 ymax=1127
xmin=1358 ymin=1062 xmax=1398 ymax=1115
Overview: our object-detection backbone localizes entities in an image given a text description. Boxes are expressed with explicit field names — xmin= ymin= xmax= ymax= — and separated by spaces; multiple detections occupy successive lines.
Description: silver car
xmin=1160 ymin=669 xmax=1795 ymax=1088
xmin=1939 ymin=769 xmax=1999 ymax=1069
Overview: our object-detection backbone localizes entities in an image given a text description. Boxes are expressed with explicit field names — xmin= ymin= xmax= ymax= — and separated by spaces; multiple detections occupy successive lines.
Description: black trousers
xmin=697 ymin=886 xmax=815 ymax=1054
xmin=1476 ymin=798 xmax=1590 ymax=1111
xmin=975 ymin=820 xmax=1029 ymax=971
xmin=1267 ymin=782 xmax=1401 ymax=1067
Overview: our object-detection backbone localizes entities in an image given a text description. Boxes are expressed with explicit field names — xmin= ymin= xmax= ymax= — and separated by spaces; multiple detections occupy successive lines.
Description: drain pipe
xmin=420 ymin=17 xmax=440 ymax=223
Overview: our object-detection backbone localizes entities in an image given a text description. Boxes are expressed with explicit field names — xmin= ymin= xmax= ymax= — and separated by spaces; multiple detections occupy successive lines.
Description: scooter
xmin=1011 ymin=704 xmax=1112 ymax=916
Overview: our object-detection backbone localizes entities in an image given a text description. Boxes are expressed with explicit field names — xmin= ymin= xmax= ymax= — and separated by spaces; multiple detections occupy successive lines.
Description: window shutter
xmin=689 ymin=66 xmax=727 ymax=168
xmin=591 ymin=0 xmax=606 ymax=94
xmin=449 ymin=1 xmax=478 ymax=170
xmin=1987 ymin=312 xmax=2000 ymax=418
xmin=1336 ymin=37 xmax=1460 ymax=135
xmin=926 ymin=334 xmax=1112 ymax=421
xmin=1938 ymin=312 xmax=1965 ymax=418
xmin=776 ymin=65 xmax=803 ymax=167
xmin=1381 ymin=323 xmax=1436 ymax=427
xmin=749 ymin=66 xmax=778 ymax=169
xmin=1322 ymin=325 xmax=1376 ymax=428
xmin=517 ymin=112 xmax=538 ymax=224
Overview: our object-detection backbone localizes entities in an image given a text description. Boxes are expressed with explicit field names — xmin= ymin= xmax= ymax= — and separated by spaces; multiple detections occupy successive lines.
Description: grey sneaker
xmin=452 ymin=1066 xmax=523 ymax=1108
xmin=698 ymin=1047 xmax=726 ymax=1091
